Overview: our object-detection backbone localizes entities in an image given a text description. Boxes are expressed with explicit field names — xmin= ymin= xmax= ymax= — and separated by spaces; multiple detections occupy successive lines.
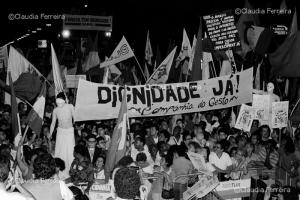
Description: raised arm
xmin=49 ymin=109 xmax=57 ymax=139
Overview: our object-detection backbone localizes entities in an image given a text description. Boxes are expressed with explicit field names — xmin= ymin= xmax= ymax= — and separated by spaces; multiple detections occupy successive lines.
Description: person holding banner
xmin=49 ymin=92 xmax=75 ymax=176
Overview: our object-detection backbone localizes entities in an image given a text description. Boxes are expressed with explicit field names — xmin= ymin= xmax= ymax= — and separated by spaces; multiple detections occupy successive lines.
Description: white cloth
xmin=168 ymin=135 xmax=183 ymax=146
xmin=59 ymin=180 xmax=74 ymax=200
xmin=0 ymin=190 xmax=27 ymax=200
xmin=209 ymin=152 xmax=232 ymax=170
xmin=94 ymin=169 xmax=105 ymax=179
xmin=55 ymin=127 xmax=75 ymax=176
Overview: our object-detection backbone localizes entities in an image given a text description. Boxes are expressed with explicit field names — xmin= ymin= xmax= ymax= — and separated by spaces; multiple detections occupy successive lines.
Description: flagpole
xmin=133 ymin=56 xmax=147 ymax=82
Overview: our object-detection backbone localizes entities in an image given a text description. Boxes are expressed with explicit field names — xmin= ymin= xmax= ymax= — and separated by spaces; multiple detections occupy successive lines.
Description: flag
xmin=132 ymin=66 xmax=140 ymax=85
xmin=280 ymin=0 xmax=287 ymax=10
xmin=269 ymin=31 xmax=300 ymax=77
xmin=202 ymin=52 xmax=213 ymax=80
xmin=104 ymin=89 xmax=128 ymax=182
xmin=26 ymin=82 xmax=46 ymax=135
xmin=236 ymin=0 xmax=260 ymax=57
xmin=146 ymin=47 xmax=177 ymax=84
xmin=219 ymin=60 xmax=232 ymax=76
xmin=145 ymin=30 xmax=153 ymax=65
xmin=100 ymin=36 xmax=135 ymax=68
xmin=288 ymin=9 xmax=298 ymax=38
xmin=51 ymin=44 xmax=65 ymax=95
xmin=191 ymin=18 xmax=203 ymax=81
xmin=102 ymin=67 xmax=109 ymax=84
xmin=178 ymin=29 xmax=192 ymax=61
xmin=0 ymin=46 xmax=8 ymax=69
xmin=5 ymin=46 xmax=43 ymax=104
xmin=83 ymin=33 xmax=100 ymax=72
xmin=188 ymin=35 xmax=197 ymax=72
xmin=254 ymin=61 xmax=262 ymax=89
xmin=154 ymin=45 xmax=162 ymax=70
xmin=284 ymin=78 xmax=289 ymax=97
xmin=9 ymin=73 xmax=20 ymax=146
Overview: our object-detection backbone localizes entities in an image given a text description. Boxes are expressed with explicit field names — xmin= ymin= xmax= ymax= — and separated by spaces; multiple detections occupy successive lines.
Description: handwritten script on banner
xmin=74 ymin=68 xmax=253 ymax=121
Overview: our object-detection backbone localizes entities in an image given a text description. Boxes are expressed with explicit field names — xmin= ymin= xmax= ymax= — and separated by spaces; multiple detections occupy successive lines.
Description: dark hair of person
xmin=77 ymin=139 xmax=87 ymax=147
xmin=183 ymin=131 xmax=193 ymax=141
xmin=93 ymin=154 xmax=106 ymax=167
xmin=250 ymin=132 xmax=261 ymax=142
xmin=173 ymin=126 xmax=181 ymax=135
xmin=136 ymin=152 xmax=147 ymax=162
xmin=0 ymin=156 xmax=10 ymax=182
xmin=117 ymin=156 xmax=134 ymax=168
xmin=54 ymin=157 xmax=65 ymax=171
xmin=74 ymin=145 xmax=89 ymax=160
xmin=135 ymin=135 xmax=145 ymax=145
xmin=159 ymin=130 xmax=170 ymax=142
xmin=218 ymin=139 xmax=229 ymax=152
xmin=173 ymin=145 xmax=187 ymax=157
xmin=188 ymin=141 xmax=201 ymax=150
xmin=56 ymin=92 xmax=66 ymax=101
xmin=23 ymin=145 xmax=32 ymax=165
xmin=259 ymin=125 xmax=271 ymax=137
xmin=150 ymin=123 xmax=159 ymax=131
xmin=114 ymin=167 xmax=141 ymax=199
xmin=199 ymin=121 xmax=207 ymax=131
xmin=33 ymin=153 xmax=56 ymax=179
xmin=229 ymin=147 xmax=238 ymax=157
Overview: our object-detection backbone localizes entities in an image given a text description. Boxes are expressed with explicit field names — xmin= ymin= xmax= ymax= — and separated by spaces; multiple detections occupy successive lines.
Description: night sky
xmin=1 ymin=0 xmax=299 ymax=61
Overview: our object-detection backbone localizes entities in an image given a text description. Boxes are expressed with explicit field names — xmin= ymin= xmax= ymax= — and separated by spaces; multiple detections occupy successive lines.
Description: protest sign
xmin=183 ymin=175 xmax=219 ymax=200
xmin=271 ymin=25 xmax=288 ymax=36
xmin=271 ymin=101 xmax=289 ymax=128
xmin=235 ymin=104 xmax=255 ymax=132
xmin=215 ymin=179 xmax=251 ymax=199
xmin=252 ymin=94 xmax=271 ymax=123
xmin=203 ymin=10 xmax=241 ymax=50
xmin=63 ymin=14 xmax=112 ymax=31
xmin=74 ymin=68 xmax=253 ymax=121
xmin=89 ymin=182 xmax=113 ymax=200
xmin=187 ymin=152 xmax=207 ymax=172
xmin=65 ymin=75 xmax=86 ymax=88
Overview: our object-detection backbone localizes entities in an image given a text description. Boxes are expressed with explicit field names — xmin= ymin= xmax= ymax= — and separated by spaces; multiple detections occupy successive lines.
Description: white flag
xmin=188 ymin=35 xmax=197 ymax=72
xmin=177 ymin=29 xmax=192 ymax=61
xmin=51 ymin=44 xmax=65 ymax=95
xmin=202 ymin=52 xmax=213 ymax=80
xmin=146 ymin=47 xmax=177 ymax=84
xmin=100 ymin=36 xmax=135 ymax=68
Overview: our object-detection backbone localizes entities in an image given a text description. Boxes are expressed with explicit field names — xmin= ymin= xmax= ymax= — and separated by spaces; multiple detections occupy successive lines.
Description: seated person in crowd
xmin=131 ymin=136 xmax=153 ymax=164
xmin=168 ymin=126 xmax=183 ymax=146
xmin=93 ymin=155 xmax=105 ymax=182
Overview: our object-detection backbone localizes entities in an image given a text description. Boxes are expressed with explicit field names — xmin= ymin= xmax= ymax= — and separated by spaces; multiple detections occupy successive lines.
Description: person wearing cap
xmin=49 ymin=92 xmax=75 ymax=177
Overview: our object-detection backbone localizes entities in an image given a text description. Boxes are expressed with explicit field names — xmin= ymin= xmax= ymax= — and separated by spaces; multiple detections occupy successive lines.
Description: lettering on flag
xmin=75 ymin=68 xmax=253 ymax=121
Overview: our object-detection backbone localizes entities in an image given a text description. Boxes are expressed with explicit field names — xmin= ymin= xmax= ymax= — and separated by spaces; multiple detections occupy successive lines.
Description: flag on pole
xmin=154 ymin=45 xmax=162 ymax=70
xmin=146 ymin=47 xmax=177 ymax=84
xmin=9 ymin=72 xmax=21 ymax=146
xmin=83 ymin=33 xmax=100 ymax=72
xmin=5 ymin=46 xmax=43 ymax=104
xmin=102 ymin=67 xmax=110 ymax=84
xmin=145 ymin=30 xmax=153 ymax=65
xmin=104 ymin=89 xmax=128 ymax=182
xmin=0 ymin=46 xmax=8 ymax=69
xmin=254 ymin=61 xmax=262 ymax=90
xmin=100 ymin=36 xmax=135 ymax=68
xmin=202 ymin=52 xmax=213 ymax=80
xmin=188 ymin=35 xmax=197 ymax=72
xmin=288 ymin=8 xmax=298 ymax=38
xmin=26 ymin=82 xmax=46 ymax=135
xmin=51 ymin=44 xmax=65 ymax=95
xmin=280 ymin=0 xmax=287 ymax=10
xmin=236 ymin=0 xmax=260 ymax=57
xmin=177 ymin=29 xmax=192 ymax=61
xmin=191 ymin=18 xmax=203 ymax=81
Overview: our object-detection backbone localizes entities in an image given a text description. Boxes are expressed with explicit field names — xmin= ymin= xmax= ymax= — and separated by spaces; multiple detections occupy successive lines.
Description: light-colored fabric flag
xmin=102 ymin=67 xmax=109 ymax=84
xmin=288 ymin=9 xmax=298 ymax=38
xmin=100 ymin=36 xmax=135 ymax=68
xmin=51 ymin=44 xmax=65 ymax=95
xmin=146 ymin=47 xmax=177 ymax=84
xmin=104 ymin=89 xmax=128 ymax=182
xmin=202 ymin=52 xmax=213 ymax=80
xmin=254 ymin=61 xmax=262 ymax=90
xmin=177 ymin=29 xmax=192 ymax=63
xmin=248 ymin=26 xmax=265 ymax=50
xmin=0 ymin=46 xmax=8 ymax=69
xmin=145 ymin=30 xmax=153 ymax=65
xmin=219 ymin=60 xmax=232 ymax=77
xmin=144 ymin=63 xmax=150 ymax=80
xmin=5 ymin=46 xmax=43 ymax=104
xmin=236 ymin=0 xmax=260 ymax=57
xmin=26 ymin=82 xmax=46 ymax=135
xmin=191 ymin=18 xmax=203 ymax=81
xmin=83 ymin=33 xmax=100 ymax=72
xmin=280 ymin=0 xmax=287 ymax=9
xmin=188 ymin=35 xmax=197 ymax=72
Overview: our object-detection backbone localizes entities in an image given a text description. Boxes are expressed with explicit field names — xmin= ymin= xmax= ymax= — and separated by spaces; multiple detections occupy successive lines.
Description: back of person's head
xmin=118 ymin=156 xmax=134 ymax=167
xmin=159 ymin=130 xmax=170 ymax=142
xmin=136 ymin=152 xmax=147 ymax=162
xmin=33 ymin=153 xmax=56 ymax=179
xmin=74 ymin=145 xmax=89 ymax=158
xmin=173 ymin=145 xmax=187 ymax=157
xmin=173 ymin=126 xmax=181 ymax=135
xmin=114 ymin=167 xmax=141 ymax=199
xmin=56 ymin=92 xmax=66 ymax=101
xmin=0 ymin=156 xmax=10 ymax=182
xmin=55 ymin=157 xmax=65 ymax=171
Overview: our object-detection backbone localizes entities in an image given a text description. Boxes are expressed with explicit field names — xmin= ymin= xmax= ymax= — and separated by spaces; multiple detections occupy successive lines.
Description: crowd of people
xmin=0 ymin=89 xmax=299 ymax=200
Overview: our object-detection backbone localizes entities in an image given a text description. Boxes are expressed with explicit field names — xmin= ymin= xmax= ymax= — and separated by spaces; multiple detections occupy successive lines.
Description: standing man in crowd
xmin=49 ymin=92 xmax=75 ymax=176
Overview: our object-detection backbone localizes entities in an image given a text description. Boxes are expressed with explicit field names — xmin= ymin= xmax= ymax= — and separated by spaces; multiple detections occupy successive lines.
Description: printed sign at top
xmin=203 ymin=10 xmax=241 ymax=50
xmin=63 ymin=14 xmax=113 ymax=31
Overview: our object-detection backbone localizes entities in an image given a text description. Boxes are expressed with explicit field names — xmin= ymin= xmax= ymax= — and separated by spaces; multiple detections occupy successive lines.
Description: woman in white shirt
xmin=94 ymin=155 xmax=105 ymax=181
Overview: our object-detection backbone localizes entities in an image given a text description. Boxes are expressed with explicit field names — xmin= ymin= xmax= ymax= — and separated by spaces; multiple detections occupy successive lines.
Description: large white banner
xmin=75 ymin=68 xmax=253 ymax=121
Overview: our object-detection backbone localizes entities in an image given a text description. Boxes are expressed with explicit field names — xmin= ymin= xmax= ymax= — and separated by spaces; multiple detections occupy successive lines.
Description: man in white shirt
xmin=0 ymin=156 xmax=35 ymax=200
xmin=131 ymin=136 xmax=153 ymax=165
xmin=209 ymin=140 xmax=232 ymax=181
